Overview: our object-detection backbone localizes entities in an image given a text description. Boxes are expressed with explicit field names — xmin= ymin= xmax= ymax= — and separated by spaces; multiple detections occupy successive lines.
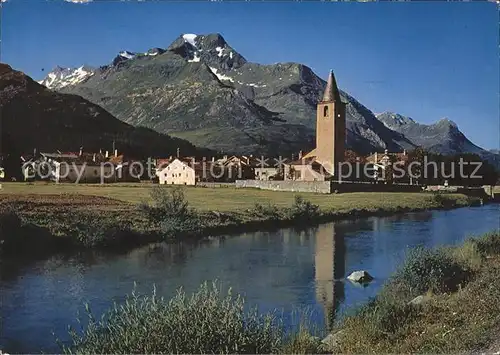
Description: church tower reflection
xmin=314 ymin=222 xmax=346 ymax=330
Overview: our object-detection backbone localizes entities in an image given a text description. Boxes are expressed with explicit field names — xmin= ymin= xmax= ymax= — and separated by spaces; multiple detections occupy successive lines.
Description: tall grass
xmin=392 ymin=246 xmax=472 ymax=296
xmin=62 ymin=281 xmax=325 ymax=354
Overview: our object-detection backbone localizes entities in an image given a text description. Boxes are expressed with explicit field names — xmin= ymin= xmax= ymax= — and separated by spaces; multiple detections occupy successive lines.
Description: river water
xmin=1 ymin=204 xmax=499 ymax=353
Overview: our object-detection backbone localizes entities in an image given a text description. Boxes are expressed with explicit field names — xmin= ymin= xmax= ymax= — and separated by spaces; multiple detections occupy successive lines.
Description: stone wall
xmin=236 ymin=180 xmax=424 ymax=194
xmin=235 ymin=180 xmax=333 ymax=194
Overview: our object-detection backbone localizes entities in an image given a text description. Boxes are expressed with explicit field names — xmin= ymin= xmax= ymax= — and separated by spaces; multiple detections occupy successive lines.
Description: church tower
xmin=315 ymin=70 xmax=346 ymax=175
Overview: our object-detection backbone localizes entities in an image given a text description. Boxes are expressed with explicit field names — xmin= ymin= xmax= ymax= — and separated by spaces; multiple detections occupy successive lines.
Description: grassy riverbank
xmin=59 ymin=231 xmax=500 ymax=354
xmin=0 ymin=183 xmax=483 ymax=254
xmin=331 ymin=231 xmax=500 ymax=354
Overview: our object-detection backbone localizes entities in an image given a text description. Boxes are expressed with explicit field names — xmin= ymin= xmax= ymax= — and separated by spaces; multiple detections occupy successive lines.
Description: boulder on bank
xmin=347 ymin=270 xmax=373 ymax=283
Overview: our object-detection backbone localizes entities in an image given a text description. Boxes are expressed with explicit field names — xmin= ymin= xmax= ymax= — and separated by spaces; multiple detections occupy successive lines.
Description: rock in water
xmin=347 ymin=270 xmax=373 ymax=283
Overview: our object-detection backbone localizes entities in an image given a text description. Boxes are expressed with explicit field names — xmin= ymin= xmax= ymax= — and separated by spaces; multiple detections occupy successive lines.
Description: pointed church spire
xmin=322 ymin=70 xmax=341 ymax=102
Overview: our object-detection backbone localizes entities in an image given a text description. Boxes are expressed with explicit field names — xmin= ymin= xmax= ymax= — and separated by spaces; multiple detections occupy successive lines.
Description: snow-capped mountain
xmin=167 ymin=33 xmax=247 ymax=70
xmin=40 ymin=48 xmax=167 ymax=90
xmin=38 ymin=65 xmax=95 ymax=90
xmin=38 ymin=32 xmax=495 ymax=163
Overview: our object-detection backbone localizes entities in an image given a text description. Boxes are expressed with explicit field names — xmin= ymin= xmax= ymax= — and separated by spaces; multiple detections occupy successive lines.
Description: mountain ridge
xmin=376 ymin=111 xmax=500 ymax=168
xmin=39 ymin=32 xmax=497 ymax=165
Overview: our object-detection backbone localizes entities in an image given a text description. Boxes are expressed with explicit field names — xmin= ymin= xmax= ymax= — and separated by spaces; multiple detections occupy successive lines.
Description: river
xmin=1 ymin=204 xmax=499 ymax=353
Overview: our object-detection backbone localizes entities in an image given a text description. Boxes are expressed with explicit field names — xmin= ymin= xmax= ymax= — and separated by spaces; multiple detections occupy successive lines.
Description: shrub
xmin=393 ymin=246 xmax=471 ymax=296
xmin=63 ymin=282 xmax=285 ymax=354
xmin=67 ymin=213 xmax=135 ymax=248
xmin=289 ymin=196 xmax=320 ymax=221
xmin=138 ymin=186 xmax=193 ymax=223
xmin=472 ymin=231 xmax=500 ymax=257
xmin=344 ymin=294 xmax=416 ymax=338
xmin=251 ymin=203 xmax=283 ymax=221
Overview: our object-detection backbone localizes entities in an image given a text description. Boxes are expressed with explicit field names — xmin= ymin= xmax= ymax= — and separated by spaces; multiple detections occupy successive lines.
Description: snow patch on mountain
xmin=119 ymin=51 xmax=136 ymax=59
xmin=208 ymin=67 xmax=234 ymax=82
xmin=188 ymin=53 xmax=201 ymax=63
xmin=39 ymin=65 xmax=94 ymax=90
xmin=182 ymin=34 xmax=198 ymax=47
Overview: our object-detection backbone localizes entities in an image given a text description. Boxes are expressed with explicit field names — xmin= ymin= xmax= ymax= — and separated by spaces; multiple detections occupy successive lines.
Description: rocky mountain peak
xmin=376 ymin=112 xmax=416 ymax=129
xmin=38 ymin=65 xmax=95 ymax=90
xmin=167 ymin=33 xmax=247 ymax=70
xmin=435 ymin=117 xmax=458 ymax=129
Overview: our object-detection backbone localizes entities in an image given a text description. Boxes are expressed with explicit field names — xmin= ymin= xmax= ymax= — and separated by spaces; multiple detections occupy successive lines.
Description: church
xmin=284 ymin=70 xmax=346 ymax=181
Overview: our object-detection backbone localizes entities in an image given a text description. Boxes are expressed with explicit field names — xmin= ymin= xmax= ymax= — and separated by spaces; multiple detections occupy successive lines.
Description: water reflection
xmin=314 ymin=223 xmax=346 ymax=330
xmin=1 ymin=205 xmax=498 ymax=353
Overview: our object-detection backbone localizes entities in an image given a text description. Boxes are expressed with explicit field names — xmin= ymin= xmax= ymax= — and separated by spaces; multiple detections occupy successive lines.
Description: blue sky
xmin=2 ymin=1 xmax=499 ymax=150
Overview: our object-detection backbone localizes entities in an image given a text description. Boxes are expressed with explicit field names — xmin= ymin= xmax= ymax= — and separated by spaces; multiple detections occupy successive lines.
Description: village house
xmin=155 ymin=155 xmax=257 ymax=184
xmin=156 ymin=158 xmax=195 ymax=185
xmin=156 ymin=158 xmax=225 ymax=185
xmin=39 ymin=151 xmax=112 ymax=183
xmin=216 ymin=155 xmax=256 ymax=181
xmin=284 ymin=157 xmax=330 ymax=181
xmin=365 ymin=149 xmax=410 ymax=182
xmin=108 ymin=153 xmax=141 ymax=182
xmin=25 ymin=148 xmax=140 ymax=183
xmin=254 ymin=166 xmax=282 ymax=181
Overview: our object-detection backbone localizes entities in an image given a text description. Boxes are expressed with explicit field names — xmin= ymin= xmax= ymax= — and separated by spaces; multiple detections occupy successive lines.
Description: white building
xmin=156 ymin=158 xmax=196 ymax=185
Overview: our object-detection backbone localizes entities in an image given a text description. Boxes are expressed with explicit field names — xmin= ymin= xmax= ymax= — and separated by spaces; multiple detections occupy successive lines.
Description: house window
xmin=183 ymin=166 xmax=185 ymax=170
xmin=323 ymin=106 xmax=329 ymax=117
xmin=94 ymin=169 xmax=98 ymax=176
xmin=164 ymin=173 xmax=167 ymax=177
